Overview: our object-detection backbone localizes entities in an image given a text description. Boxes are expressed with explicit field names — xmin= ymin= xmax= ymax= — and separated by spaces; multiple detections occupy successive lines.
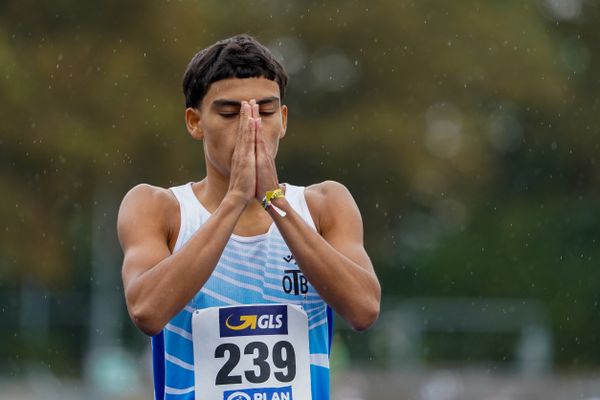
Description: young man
xmin=117 ymin=34 xmax=380 ymax=400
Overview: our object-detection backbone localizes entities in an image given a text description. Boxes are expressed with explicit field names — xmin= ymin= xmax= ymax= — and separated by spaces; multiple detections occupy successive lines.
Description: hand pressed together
xmin=227 ymin=99 xmax=281 ymax=206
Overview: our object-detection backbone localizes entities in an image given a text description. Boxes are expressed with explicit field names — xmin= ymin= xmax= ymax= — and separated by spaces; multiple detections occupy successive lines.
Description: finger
xmin=254 ymin=118 xmax=260 ymax=197
xmin=237 ymin=102 xmax=249 ymax=139
xmin=250 ymin=99 xmax=259 ymax=119
xmin=253 ymin=118 xmax=259 ymax=156
xmin=239 ymin=102 xmax=254 ymax=145
xmin=239 ymin=101 xmax=250 ymax=129
xmin=242 ymin=115 xmax=256 ymax=156
xmin=240 ymin=100 xmax=250 ymax=119
xmin=255 ymin=118 xmax=264 ymax=149
xmin=256 ymin=118 xmax=269 ymax=157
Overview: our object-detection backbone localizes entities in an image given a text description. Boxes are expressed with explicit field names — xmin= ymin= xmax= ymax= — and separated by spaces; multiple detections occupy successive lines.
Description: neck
xmin=196 ymin=163 xmax=265 ymax=216
xmin=201 ymin=174 xmax=229 ymax=208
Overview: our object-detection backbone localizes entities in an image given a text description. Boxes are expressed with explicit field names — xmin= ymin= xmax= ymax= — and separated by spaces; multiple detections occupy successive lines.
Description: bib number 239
xmin=192 ymin=304 xmax=312 ymax=400
xmin=215 ymin=340 xmax=295 ymax=385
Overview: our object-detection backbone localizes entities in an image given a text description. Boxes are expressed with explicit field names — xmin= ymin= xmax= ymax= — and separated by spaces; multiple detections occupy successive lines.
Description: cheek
xmin=207 ymin=136 xmax=236 ymax=163
xmin=262 ymin=117 xmax=284 ymax=137
xmin=261 ymin=122 xmax=283 ymax=156
xmin=202 ymin=121 xmax=238 ymax=161
xmin=203 ymin=118 xmax=236 ymax=143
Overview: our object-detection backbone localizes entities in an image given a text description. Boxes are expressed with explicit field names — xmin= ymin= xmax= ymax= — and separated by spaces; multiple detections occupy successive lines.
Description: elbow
xmin=128 ymin=302 xmax=166 ymax=337
xmin=135 ymin=319 xmax=164 ymax=338
xmin=349 ymin=280 xmax=381 ymax=332
xmin=349 ymin=298 xmax=380 ymax=332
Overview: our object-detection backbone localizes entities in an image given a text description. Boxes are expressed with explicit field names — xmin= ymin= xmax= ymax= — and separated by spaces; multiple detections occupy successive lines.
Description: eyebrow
xmin=211 ymin=96 xmax=280 ymax=108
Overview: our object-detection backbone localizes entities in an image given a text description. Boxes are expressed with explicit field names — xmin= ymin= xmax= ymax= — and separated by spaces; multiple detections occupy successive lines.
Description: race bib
xmin=192 ymin=304 xmax=312 ymax=400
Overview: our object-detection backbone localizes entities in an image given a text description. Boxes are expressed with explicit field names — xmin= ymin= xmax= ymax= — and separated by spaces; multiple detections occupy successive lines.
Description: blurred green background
xmin=1 ymin=0 xmax=599 ymax=399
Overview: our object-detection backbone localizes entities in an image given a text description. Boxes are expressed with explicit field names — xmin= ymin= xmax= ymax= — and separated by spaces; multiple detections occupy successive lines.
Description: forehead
xmin=202 ymin=77 xmax=280 ymax=107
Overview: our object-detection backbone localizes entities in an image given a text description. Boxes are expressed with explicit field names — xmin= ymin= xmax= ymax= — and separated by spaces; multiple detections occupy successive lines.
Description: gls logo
xmin=225 ymin=313 xmax=284 ymax=331
xmin=219 ymin=305 xmax=288 ymax=338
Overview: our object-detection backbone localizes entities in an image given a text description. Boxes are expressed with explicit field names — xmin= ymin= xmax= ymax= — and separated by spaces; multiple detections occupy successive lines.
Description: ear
xmin=185 ymin=107 xmax=204 ymax=140
xmin=279 ymin=104 xmax=288 ymax=139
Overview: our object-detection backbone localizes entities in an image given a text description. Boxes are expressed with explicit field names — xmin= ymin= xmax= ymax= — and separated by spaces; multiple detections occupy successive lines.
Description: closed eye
xmin=219 ymin=112 xmax=238 ymax=118
xmin=218 ymin=110 xmax=276 ymax=118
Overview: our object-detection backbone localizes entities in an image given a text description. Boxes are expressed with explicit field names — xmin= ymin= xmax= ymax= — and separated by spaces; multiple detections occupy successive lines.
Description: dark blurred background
xmin=1 ymin=1 xmax=599 ymax=399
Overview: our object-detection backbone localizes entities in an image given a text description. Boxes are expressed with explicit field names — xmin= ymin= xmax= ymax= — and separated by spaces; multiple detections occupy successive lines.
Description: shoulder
xmin=303 ymin=180 xmax=361 ymax=233
xmin=119 ymin=183 xmax=178 ymax=215
xmin=117 ymin=183 xmax=179 ymax=239
xmin=305 ymin=180 xmax=353 ymax=202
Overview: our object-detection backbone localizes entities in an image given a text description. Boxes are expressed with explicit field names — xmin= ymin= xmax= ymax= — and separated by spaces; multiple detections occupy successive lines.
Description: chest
xmin=192 ymin=234 xmax=322 ymax=311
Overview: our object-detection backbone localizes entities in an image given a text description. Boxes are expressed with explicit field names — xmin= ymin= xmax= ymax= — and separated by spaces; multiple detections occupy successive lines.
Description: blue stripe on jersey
xmin=195 ymin=289 xmax=234 ymax=308
xmin=152 ymin=332 xmax=165 ymax=400
xmin=310 ymin=364 xmax=330 ymax=397
xmin=224 ymin=240 xmax=269 ymax=257
xmin=309 ymin=324 xmax=330 ymax=355
xmin=164 ymin=330 xmax=193 ymax=365
xmin=170 ymin=310 xmax=193 ymax=332
xmin=165 ymin=361 xmax=195 ymax=389
xmin=327 ymin=305 xmax=334 ymax=354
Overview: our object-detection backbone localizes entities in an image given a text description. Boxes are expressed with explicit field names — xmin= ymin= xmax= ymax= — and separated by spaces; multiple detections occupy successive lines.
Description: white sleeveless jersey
xmin=151 ymin=182 xmax=333 ymax=400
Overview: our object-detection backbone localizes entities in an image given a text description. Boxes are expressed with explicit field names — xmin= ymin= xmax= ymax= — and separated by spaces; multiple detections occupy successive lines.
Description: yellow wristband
xmin=262 ymin=188 xmax=286 ymax=217
xmin=265 ymin=188 xmax=285 ymax=203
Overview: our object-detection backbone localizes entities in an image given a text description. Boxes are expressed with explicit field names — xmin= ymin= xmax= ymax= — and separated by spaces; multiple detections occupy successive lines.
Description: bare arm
xmin=118 ymin=101 xmax=260 ymax=336
xmin=267 ymin=182 xmax=381 ymax=331
xmin=118 ymin=185 xmax=247 ymax=336
xmin=253 ymin=112 xmax=380 ymax=331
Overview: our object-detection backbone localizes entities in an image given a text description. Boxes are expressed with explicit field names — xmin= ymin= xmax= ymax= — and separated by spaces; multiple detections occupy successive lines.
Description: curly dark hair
xmin=182 ymin=34 xmax=289 ymax=108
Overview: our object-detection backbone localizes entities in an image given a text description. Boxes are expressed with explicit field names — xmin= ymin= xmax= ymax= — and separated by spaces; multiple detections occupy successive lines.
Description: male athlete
xmin=117 ymin=34 xmax=380 ymax=400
